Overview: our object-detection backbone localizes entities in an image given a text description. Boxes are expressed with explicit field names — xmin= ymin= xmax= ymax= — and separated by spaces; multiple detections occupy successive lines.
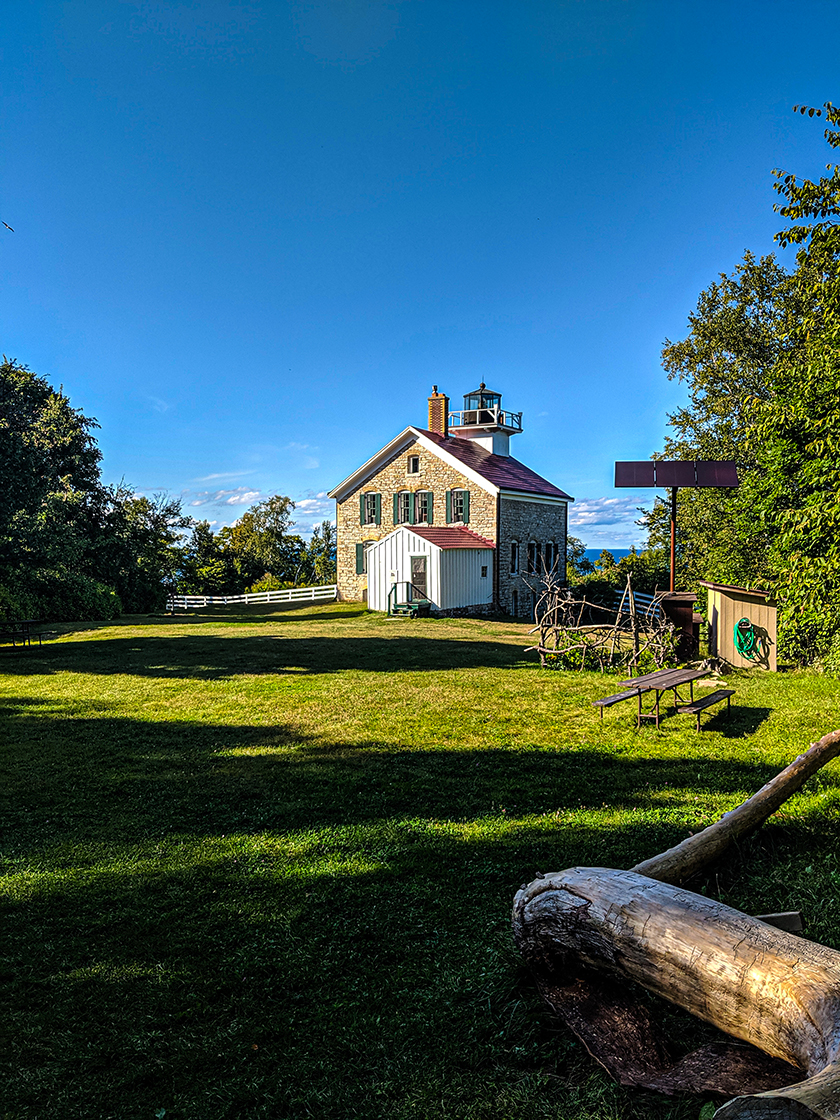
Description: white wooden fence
xmin=167 ymin=584 xmax=338 ymax=610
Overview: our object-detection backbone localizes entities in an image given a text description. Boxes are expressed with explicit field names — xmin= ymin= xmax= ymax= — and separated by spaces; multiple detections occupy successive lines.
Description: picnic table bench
xmin=0 ymin=620 xmax=42 ymax=648
xmin=593 ymin=666 xmax=734 ymax=730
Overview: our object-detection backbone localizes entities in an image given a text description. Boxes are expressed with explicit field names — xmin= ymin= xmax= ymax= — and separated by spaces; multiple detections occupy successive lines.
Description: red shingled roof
xmin=417 ymin=429 xmax=572 ymax=500
xmin=407 ymin=526 xmax=495 ymax=549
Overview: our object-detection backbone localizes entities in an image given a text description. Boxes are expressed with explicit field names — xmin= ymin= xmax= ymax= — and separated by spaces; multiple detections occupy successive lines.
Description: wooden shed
xmin=699 ymin=580 xmax=777 ymax=671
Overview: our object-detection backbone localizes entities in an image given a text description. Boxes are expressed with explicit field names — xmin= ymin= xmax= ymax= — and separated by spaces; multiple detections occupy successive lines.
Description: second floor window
xmin=397 ymin=491 xmax=412 ymax=524
xmin=446 ymin=489 xmax=470 ymax=524
xmin=545 ymin=542 xmax=556 ymax=573
xmin=360 ymin=491 xmax=380 ymax=526
xmin=415 ymin=491 xmax=433 ymax=524
xmin=510 ymin=541 xmax=519 ymax=574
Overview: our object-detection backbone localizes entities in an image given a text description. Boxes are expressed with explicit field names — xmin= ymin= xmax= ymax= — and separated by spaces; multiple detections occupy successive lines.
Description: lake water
xmin=582 ymin=548 xmax=633 ymax=563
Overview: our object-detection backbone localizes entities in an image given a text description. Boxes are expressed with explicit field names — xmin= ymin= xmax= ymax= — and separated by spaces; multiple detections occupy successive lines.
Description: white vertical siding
xmin=438 ymin=549 xmax=494 ymax=610
xmin=367 ymin=528 xmax=441 ymax=612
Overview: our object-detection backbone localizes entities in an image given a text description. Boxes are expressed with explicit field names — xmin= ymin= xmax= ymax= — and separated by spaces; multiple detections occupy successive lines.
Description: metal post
xmin=670 ymin=486 xmax=677 ymax=593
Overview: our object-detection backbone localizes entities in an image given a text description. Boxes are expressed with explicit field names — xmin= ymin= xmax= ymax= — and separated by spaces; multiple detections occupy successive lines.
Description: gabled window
xmin=510 ymin=540 xmax=519 ymax=574
xmin=407 ymin=455 xmax=420 ymax=474
xmin=359 ymin=492 xmax=381 ymax=526
xmin=415 ymin=491 xmax=433 ymax=524
xmin=446 ymin=489 xmax=470 ymax=524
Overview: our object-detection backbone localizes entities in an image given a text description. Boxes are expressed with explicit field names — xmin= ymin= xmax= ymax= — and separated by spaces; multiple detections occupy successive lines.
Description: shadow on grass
xmin=707 ymin=705 xmax=773 ymax=737
xmin=0 ymin=695 xmax=806 ymax=851
xmin=0 ymin=633 xmax=531 ymax=679
xmin=3 ymin=698 xmax=838 ymax=1119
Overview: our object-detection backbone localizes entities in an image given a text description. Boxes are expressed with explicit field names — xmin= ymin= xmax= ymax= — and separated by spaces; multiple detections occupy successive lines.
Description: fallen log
xmin=513 ymin=730 xmax=840 ymax=1117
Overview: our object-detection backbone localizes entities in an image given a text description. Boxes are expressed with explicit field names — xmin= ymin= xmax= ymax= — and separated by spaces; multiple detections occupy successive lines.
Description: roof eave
xmin=327 ymin=427 xmax=420 ymax=501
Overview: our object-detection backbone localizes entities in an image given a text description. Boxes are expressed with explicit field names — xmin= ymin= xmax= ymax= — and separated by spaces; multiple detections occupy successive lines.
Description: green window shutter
xmin=393 ymin=493 xmax=399 ymax=524
xmin=356 ymin=542 xmax=365 ymax=575
xmin=445 ymin=490 xmax=452 ymax=523
xmin=374 ymin=493 xmax=381 ymax=526
xmin=408 ymin=492 xmax=415 ymax=525
xmin=427 ymin=493 xmax=434 ymax=524
xmin=359 ymin=493 xmax=365 ymax=525
xmin=463 ymin=490 xmax=470 ymax=524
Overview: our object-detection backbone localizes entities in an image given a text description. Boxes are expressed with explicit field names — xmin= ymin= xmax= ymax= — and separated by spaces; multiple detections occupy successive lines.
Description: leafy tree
xmin=566 ymin=534 xmax=594 ymax=581
xmin=300 ymin=520 xmax=337 ymax=585
xmin=0 ymin=358 xmax=192 ymax=618
xmin=218 ymin=494 xmax=302 ymax=586
xmin=747 ymin=100 xmax=840 ymax=661
xmin=179 ymin=520 xmax=231 ymax=594
xmin=641 ymin=252 xmax=803 ymax=591
xmin=643 ymin=101 xmax=840 ymax=662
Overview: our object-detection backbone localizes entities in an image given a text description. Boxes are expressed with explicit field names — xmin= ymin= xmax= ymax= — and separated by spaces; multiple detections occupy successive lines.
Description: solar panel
xmin=615 ymin=461 xmax=655 ymax=487
xmin=654 ymin=461 xmax=697 ymax=487
xmin=695 ymin=461 xmax=739 ymax=487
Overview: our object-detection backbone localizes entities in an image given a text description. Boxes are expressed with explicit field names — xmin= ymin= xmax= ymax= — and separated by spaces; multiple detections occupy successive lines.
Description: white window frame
xmin=407 ymin=455 xmax=420 ymax=475
xmin=398 ymin=491 xmax=412 ymax=524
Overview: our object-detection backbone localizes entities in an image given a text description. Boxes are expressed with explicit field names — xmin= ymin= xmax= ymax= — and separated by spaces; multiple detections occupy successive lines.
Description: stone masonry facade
xmin=336 ymin=435 xmax=496 ymax=602
xmin=496 ymin=497 xmax=568 ymax=617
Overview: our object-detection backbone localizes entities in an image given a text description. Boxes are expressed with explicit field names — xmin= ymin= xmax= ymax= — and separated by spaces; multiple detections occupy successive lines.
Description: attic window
xmin=407 ymin=455 xmax=420 ymax=474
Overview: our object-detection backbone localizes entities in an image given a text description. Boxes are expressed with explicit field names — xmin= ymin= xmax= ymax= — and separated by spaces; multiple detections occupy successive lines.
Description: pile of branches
xmin=526 ymin=571 xmax=677 ymax=673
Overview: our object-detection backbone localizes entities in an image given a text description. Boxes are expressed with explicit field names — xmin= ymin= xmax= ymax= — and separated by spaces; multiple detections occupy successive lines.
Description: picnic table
xmin=594 ymin=665 xmax=735 ymax=730
xmin=0 ymin=619 xmax=41 ymax=648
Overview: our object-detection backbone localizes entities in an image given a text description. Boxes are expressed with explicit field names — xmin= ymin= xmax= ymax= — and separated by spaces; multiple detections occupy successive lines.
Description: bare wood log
xmin=513 ymin=868 xmax=840 ymax=1116
xmin=513 ymin=730 xmax=840 ymax=1116
xmin=632 ymin=729 xmax=840 ymax=884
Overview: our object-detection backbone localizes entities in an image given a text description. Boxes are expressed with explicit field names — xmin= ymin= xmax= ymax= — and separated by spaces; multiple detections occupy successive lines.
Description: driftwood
xmin=513 ymin=730 xmax=840 ymax=1117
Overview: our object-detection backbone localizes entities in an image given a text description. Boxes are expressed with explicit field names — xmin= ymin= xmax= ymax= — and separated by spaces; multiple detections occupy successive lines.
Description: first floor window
xmin=527 ymin=541 xmax=541 ymax=575
xmin=480 ymin=565 xmax=488 ymax=578
xmin=355 ymin=540 xmax=375 ymax=575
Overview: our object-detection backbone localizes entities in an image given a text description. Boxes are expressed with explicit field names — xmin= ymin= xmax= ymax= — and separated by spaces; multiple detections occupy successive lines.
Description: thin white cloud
xmin=304 ymin=456 xmax=320 ymax=470
xmin=192 ymin=470 xmax=256 ymax=482
xmin=148 ymin=396 xmax=170 ymax=413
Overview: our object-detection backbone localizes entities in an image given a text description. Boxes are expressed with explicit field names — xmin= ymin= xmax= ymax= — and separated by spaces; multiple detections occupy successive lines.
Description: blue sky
xmin=2 ymin=1 xmax=839 ymax=547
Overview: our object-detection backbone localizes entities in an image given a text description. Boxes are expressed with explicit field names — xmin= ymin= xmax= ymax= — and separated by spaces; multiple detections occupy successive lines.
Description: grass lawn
xmin=2 ymin=603 xmax=840 ymax=1120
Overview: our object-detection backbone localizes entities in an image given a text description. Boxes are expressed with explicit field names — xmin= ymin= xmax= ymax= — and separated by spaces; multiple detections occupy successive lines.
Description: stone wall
xmin=497 ymin=497 xmax=568 ymax=617
xmin=336 ymin=436 xmax=497 ymax=601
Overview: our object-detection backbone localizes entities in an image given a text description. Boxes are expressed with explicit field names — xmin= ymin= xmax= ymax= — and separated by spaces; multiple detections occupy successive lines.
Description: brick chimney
xmin=428 ymin=386 xmax=449 ymax=437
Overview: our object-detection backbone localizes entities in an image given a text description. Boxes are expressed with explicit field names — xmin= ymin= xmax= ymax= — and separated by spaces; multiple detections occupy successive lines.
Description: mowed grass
xmin=2 ymin=604 xmax=840 ymax=1120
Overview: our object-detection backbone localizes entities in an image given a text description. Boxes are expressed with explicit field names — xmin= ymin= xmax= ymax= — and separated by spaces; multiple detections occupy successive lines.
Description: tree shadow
xmin=3 ymin=697 xmax=837 ymax=1119
xmin=0 ymin=634 xmax=530 ymax=679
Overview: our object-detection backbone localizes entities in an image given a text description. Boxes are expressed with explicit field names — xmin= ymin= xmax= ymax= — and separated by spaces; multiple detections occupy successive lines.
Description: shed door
xmin=410 ymin=555 xmax=427 ymax=600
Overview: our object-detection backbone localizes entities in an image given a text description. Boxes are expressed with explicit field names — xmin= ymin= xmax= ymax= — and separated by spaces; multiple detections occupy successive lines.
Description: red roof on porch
xmin=407 ymin=526 xmax=495 ymax=549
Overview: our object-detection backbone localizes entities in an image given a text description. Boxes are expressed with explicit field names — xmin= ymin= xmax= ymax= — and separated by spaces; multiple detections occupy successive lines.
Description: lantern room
xmin=448 ymin=383 xmax=523 ymax=457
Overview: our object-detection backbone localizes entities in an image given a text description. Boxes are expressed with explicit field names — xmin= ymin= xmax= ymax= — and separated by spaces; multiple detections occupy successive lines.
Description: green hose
xmin=734 ymin=617 xmax=762 ymax=662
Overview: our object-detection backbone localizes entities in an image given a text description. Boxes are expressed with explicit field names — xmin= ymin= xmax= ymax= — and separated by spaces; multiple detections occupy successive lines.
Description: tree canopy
xmin=645 ymin=101 xmax=840 ymax=662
